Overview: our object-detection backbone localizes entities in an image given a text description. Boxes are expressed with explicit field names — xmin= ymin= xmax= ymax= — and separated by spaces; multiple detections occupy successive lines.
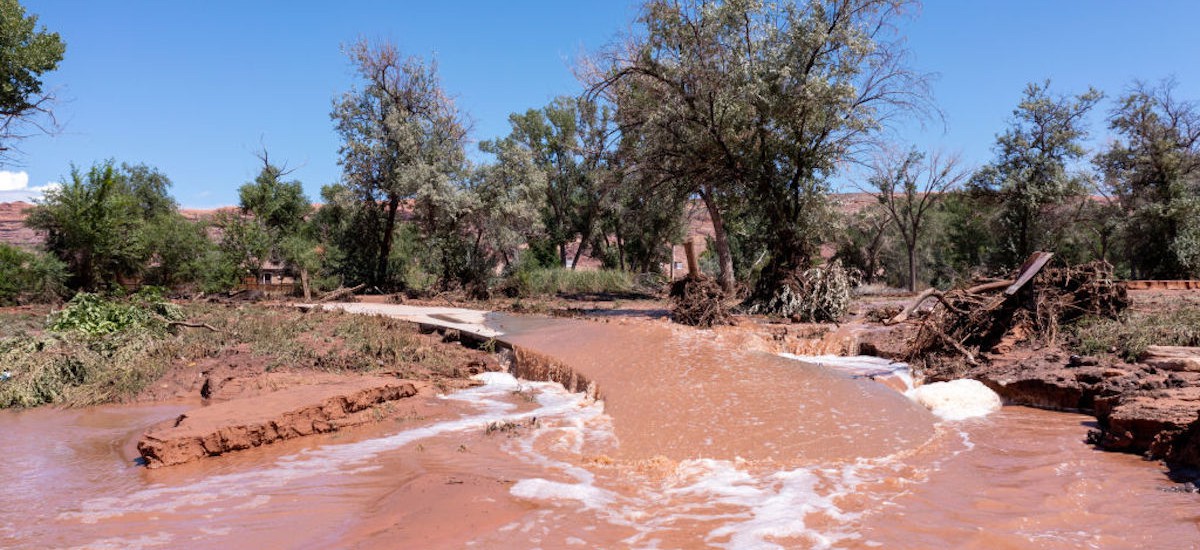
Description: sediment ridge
xmin=137 ymin=377 xmax=424 ymax=468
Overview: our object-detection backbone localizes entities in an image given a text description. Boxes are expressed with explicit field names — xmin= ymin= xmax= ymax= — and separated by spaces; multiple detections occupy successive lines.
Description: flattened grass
xmin=0 ymin=301 xmax=474 ymax=409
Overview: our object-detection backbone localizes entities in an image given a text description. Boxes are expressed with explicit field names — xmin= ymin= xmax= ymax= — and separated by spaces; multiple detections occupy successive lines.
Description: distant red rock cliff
xmin=0 ymin=202 xmax=41 ymax=249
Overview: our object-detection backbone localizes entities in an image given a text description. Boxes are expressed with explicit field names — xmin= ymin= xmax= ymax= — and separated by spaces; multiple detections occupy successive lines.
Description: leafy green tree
xmin=332 ymin=38 xmax=468 ymax=288
xmin=308 ymin=182 xmax=381 ymax=286
xmin=234 ymin=152 xmax=321 ymax=296
xmin=238 ymin=153 xmax=311 ymax=233
xmin=1096 ymin=80 xmax=1200 ymax=278
xmin=211 ymin=210 xmax=271 ymax=285
xmin=594 ymin=0 xmax=931 ymax=300
xmin=0 ymin=0 xmax=65 ymax=160
xmin=141 ymin=213 xmax=211 ymax=287
xmin=971 ymin=81 xmax=1102 ymax=267
xmin=26 ymin=162 xmax=148 ymax=290
xmin=506 ymin=96 xmax=618 ymax=270
xmin=468 ymin=137 xmax=547 ymax=272
xmin=118 ymin=163 xmax=177 ymax=219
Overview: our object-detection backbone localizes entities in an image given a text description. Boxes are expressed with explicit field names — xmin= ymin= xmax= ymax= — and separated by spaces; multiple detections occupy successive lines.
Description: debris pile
xmin=902 ymin=254 xmax=1127 ymax=375
xmin=668 ymin=274 xmax=731 ymax=328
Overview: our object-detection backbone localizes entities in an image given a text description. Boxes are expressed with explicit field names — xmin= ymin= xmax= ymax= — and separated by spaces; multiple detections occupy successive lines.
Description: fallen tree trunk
xmin=318 ymin=284 xmax=366 ymax=303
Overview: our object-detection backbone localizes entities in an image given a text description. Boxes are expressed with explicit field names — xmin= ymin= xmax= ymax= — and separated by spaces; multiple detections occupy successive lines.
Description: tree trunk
xmin=300 ymin=267 xmax=311 ymax=301
xmin=376 ymin=196 xmax=401 ymax=287
xmin=700 ymin=187 xmax=735 ymax=293
xmin=570 ymin=211 xmax=596 ymax=271
xmin=907 ymin=242 xmax=918 ymax=292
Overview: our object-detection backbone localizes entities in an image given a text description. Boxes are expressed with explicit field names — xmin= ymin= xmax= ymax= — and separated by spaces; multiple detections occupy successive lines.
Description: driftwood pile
xmin=669 ymin=274 xmax=732 ymax=328
xmin=900 ymin=254 xmax=1127 ymax=372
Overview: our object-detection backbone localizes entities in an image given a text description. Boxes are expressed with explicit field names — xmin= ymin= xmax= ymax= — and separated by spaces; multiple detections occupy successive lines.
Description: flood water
xmin=2 ymin=312 xmax=1199 ymax=548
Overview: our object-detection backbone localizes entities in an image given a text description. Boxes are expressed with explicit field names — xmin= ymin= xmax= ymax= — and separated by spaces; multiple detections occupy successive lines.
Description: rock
xmin=137 ymin=377 xmax=422 ymax=468
xmin=1141 ymin=346 xmax=1200 ymax=372
xmin=1091 ymin=386 xmax=1200 ymax=459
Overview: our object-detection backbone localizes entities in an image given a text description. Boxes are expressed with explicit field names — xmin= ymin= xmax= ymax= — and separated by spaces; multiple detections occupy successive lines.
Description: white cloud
xmin=0 ymin=170 xmax=59 ymax=202
xmin=0 ymin=171 xmax=28 ymax=192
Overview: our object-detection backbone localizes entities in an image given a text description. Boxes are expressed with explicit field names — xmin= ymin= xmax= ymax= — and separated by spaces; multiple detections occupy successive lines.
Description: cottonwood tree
xmin=465 ymin=138 xmax=547 ymax=272
xmin=1096 ymin=79 xmax=1200 ymax=278
xmin=591 ymin=0 xmax=932 ymax=299
xmin=0 ymin=0 xmax=65 ymax=161
xmin=332 ymin=39 xmax=468 ymax=288
xmin=971 ymin=81 xmax=1102 ymax=267
xmin=868 ymin=149 xmax=967 ymax=291
xmin=506 ymin=96 xmax=617 ymax=269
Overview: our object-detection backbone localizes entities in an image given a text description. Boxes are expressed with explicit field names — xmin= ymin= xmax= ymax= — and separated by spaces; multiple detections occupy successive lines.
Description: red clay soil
xmin=137 ymin=377 xmax=431 ymax=468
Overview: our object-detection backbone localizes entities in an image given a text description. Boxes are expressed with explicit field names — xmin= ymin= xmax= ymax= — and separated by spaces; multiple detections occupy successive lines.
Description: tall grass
xmin=1071 ymin=307 xmax=1200 ymax=362
xmin=503 ymin=268 xmax=633 ymax=297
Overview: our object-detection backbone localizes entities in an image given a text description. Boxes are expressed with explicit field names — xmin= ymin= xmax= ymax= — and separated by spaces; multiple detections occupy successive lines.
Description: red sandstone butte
xmin=137 ymin=377 xmax=421 ymax=468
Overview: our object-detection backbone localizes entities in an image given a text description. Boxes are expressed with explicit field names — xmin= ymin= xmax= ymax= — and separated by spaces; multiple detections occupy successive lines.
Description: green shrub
xmin=502 ymin=268 xmax=633 ymax=297
xmin=0 ymin=244 xmax=68 ymax=305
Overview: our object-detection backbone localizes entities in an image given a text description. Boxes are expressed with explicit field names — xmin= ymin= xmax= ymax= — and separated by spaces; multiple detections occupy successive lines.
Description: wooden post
xmin=684 ymin=240 xmax=699 ymax=278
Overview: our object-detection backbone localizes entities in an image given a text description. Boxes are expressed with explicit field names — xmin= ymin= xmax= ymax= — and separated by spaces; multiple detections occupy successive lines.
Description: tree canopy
xmin=0 ymin=0 xmax=65 ymax=160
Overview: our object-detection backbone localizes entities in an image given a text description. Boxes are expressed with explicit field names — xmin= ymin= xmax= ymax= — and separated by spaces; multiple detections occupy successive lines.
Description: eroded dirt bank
xmin=138 ymin=377 xmax=426 ymax=467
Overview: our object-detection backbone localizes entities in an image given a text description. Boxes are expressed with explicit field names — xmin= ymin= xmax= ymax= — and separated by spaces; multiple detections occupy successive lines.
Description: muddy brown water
xmin=2 ymin=312 xmax=1199 ymax=548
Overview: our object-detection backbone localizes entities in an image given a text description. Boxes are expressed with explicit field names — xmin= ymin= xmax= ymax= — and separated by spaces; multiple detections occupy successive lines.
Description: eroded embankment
xmin=138 ymin=377 xmax=426 ymax=468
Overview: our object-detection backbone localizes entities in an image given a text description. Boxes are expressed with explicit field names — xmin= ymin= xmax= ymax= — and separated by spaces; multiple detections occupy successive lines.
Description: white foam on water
xmin=779 ymin=354 xmax=915 ymax=392
xmin=905 ymin=379 xmax=1002 ymax=421
xmin=778 ymin=354 xmax=1002 ymax=422
xmin=510 ymin=478 xmax=616 ymax=509
xmin=69 ymin=532 xmax=174 ymax=550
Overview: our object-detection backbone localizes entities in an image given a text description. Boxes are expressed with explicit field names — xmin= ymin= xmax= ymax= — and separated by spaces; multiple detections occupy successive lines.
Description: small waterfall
xmin=779 ymin=354 xmax=1002 ymax=421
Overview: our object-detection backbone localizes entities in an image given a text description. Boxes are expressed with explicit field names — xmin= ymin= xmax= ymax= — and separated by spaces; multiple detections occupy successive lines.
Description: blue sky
xmin=1 ymin=0 xmax=1197 ymax=206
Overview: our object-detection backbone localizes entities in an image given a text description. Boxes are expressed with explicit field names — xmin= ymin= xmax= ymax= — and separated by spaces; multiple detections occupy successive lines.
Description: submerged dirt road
xmin=3 ymin=305 xmax=1199 ymax=548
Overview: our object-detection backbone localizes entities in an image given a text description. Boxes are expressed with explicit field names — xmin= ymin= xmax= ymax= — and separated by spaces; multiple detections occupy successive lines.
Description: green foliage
xmin=1072 ymin=308 xmax=1200 ymax=362
xmin=24 ymin=161 xmax=197 ymax=291
xmin=239 ymin=160 xmax=311 ymax=233
xmin=0 ymin=0 xmax=65 ymax=156
xmin=506 ymin=96 xmax=615 ymax=269
xmin=332 ymin=39 xmax=468 ymax=288
xmin=47 ymin=292 xmax=180 ymax=337
xmin=1096 ymin=80 xmax=1200 ymax=279
xmin=210 ymin=210 xmax=272 ymax=285
xmin=502 ymin=267 xmax=633 ymax=297
xmin=141 ymin=212 xmax=213 ymax=287
xmin=601 ymin=0 xmax=929 ymax=298
xmin=971 ymin=81 xmax=1102 ymax=267
xmin=0 ymin=243 xmax=67 ymax=305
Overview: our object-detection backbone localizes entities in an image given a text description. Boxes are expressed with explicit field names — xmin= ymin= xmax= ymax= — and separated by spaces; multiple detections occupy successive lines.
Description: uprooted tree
xmin=901 ymin=253 xmax=1128 ymax=377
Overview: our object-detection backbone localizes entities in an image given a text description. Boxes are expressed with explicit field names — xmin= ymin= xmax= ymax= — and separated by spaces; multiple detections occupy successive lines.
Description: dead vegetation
xmin=903 ymin=256 xmax=1128 ymax=374
xmin=668 ymin=274 xmax=732 ymax=328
